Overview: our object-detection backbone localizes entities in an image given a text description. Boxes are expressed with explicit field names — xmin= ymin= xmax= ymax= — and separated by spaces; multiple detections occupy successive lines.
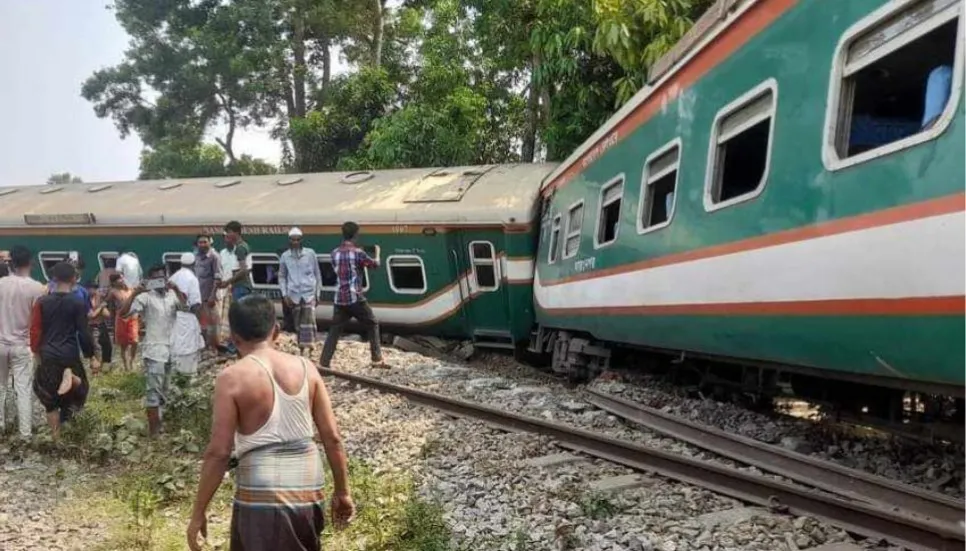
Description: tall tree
xmin=139 ymin=141 xmax=276 ymax=180
xmin=46 ymin=173 xmax=83 ymax=185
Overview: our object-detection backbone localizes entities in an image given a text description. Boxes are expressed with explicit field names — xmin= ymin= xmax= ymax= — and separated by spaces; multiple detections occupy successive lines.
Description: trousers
xmin=0 ymin=345 xmax=34 ymax=437
xmin=319 ymin=301 xmax=382 ymax=367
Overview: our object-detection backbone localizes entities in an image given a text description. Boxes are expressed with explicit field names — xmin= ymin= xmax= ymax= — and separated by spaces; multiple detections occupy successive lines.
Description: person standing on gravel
xmin=319 ymin=221 xmax=387 ymax=369
xmin=279 ymin=227 xmax=322 ymax=355
xmin=186 ymin=294 xmax=354 ymax=551
xmin=193 ymin=234 xmax=223 ymax=354
xmin=118 ymin=265 xmax=189 ymax=437
xmin=29 ymin=262 xmax=94 ymax=439
xmin=218 ymin=220 xmax=252 ymax=356
xmin=0 ymin=246 xmax=46 ymax=437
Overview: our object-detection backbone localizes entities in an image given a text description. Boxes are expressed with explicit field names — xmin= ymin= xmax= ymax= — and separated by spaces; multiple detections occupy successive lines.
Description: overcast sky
xmin=0 ymin=1 xmax=338 ymax=187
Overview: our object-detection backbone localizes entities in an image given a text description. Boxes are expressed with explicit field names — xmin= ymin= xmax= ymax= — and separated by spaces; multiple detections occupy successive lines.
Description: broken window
xmin=596 ymin=177 xmax=624 ymax=246
xmin=709 ymin=86 xmax=775 ymax=205
xmin=564 ymin=202 xmax=584 ymax=258
xmin=641 ymin=143 xmax=680 ymax=230
xmin=834 ymin=0 xmax=959 ymax=158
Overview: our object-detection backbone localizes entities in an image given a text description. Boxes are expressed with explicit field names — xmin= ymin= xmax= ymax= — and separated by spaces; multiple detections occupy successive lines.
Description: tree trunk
xmin=371 ymin=0 xmax=384 ymax=68
xmin=321 ymin=35 xmax=332 ymax=91
xmin=292 ymin=12 xmax=307 ymax=119
xmin=215 ymin=93 xmax=237 ymax=165
xmin=521 ymin=55 xmax=540 ymax=163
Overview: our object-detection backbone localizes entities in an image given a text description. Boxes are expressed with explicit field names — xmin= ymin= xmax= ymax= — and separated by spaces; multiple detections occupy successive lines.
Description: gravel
xmin=302 ymin=336 xmax=914 ymax=550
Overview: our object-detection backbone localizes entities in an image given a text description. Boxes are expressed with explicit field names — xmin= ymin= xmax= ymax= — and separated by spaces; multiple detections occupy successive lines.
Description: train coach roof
xmin=0 ymin=163 xmax=557 ymax=228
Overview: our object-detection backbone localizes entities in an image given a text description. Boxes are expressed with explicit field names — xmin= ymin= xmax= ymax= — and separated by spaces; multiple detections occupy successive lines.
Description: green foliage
xmin=87 ymin=0 xmax=715 ymax=174
xmin=289 ymin=68 xmax=396 ymax=172
xmin=592 ymin=0 xmax=715 ymax=104
xmin=139 ymin=141 xmax=275 ymax=179
xmin=46 ymin=172 xmax=83 ymax=185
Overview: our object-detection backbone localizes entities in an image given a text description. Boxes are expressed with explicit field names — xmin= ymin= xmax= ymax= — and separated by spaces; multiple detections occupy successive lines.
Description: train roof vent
xmin=87 ymin=184 xmax=112 ymax=193
xmin=341 ymin=171 xmax=374 ymax=185
xmin=403 ymin=165 xmax=495 ymax=203
xmin=40 ymin=186 xmax=64 ymax=195
xmin=276 ymin=177 xmax=303 ymax=187
xmin=214 ymin=179 xmax=241 ymax=189
xmin=159 ymin=182 xmax=183 ymax=191
xmin=0 ymin=188 xmax=18 ymax=197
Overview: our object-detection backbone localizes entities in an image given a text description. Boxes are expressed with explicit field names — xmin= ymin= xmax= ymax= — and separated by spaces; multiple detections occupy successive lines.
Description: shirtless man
xmin=108 ymin=274 xmax=138 ymax=371
xmin=187 ymin=295 xmax=354 ymax=551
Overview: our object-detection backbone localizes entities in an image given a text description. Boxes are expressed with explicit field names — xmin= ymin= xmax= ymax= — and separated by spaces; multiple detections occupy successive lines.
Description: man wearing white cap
xmin=278 ymin=227 xmax=322 ymax=355
xmin=168 ymin=252 xmax=205 ymax=376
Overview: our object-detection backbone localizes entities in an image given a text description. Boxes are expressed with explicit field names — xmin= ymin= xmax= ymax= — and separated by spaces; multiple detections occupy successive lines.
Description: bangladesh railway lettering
xmin=202 ymin=225 xmax=287 ymax=235
xmin=581 ymin=131 xmax=619 ymax=169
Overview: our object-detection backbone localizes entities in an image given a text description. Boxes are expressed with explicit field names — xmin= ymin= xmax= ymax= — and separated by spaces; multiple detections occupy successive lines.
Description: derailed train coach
xmin=0 ymin=163 xmax=556 ymax=349
xmin=527 ymin=0 xmax=966 ymax=416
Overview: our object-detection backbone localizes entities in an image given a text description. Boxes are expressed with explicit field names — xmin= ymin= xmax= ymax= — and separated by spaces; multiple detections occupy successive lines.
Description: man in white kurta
xmin=168 ymin=253 xmax=205 ymax=376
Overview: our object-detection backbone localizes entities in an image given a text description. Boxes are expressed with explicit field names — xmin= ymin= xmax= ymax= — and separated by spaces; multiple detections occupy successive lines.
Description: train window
xmin=640 ymin=140 xmax=681 ymax=233
xmin=563 ymin=201 xmax=584 ymax=259
xmin=162 ymin=253 xmax=185 ymax=277
xmin=387 ymin=255 xmax=426 ymax=294
xmin=316 ymin=255 xmax=339 ymax=290
xmin=548 ymin=215 xmax=562 ymax=264
xmin=316 ymin=254 xmax=370 ymax=291
xmin=826 ymin=0 xmax=960 ymax=167
xmin=469 ymin=241 xmax=498 ymax=291
xmin=250 ymin=253 xmax=281 ymax=288
xmin=38 ymin=251 xmax=70 ymax=282
xmin=594 ymin=176 xmax=624 ymax=248
xmin=97 ymin=252 xmax=119 ymax=288
xmin=705 ymin=80 xmax=776 ymax=211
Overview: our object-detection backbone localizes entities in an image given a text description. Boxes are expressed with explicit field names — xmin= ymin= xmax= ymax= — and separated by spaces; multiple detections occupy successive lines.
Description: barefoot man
xmin=187 ymin=295 xmax=354 ymax=551
xmin=29 ymin=262 xmax=94 ymax=438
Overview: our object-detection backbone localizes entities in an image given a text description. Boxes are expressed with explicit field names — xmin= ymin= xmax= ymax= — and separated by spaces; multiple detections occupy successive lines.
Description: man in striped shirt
xmin=319 ymin=222 xmax=386 ymax=369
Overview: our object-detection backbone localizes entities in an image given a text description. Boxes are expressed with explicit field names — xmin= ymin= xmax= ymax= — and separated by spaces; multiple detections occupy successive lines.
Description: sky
xmin=0 ymin=1 xmax=341 ymax=187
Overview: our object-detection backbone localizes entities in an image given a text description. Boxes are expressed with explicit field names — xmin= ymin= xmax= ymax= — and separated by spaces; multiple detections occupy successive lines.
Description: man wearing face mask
xmin=119 ymin=265 xmax=188 ymax=436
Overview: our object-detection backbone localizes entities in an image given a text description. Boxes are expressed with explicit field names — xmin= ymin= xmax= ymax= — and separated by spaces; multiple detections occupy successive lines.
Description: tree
xmin=139 ymin=141 xmax=276 ymax=180
xmin=593 ymin=0 xmax=715 ymax=104
xmin=46 ymin=173 xmax=83 ymax=185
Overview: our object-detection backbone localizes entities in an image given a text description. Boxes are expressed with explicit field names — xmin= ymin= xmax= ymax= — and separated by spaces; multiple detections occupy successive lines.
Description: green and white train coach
xmin=529 ymin=0 xmax=966 ymax=413
xmin=0 ymin=164 xmax=555 ymax=350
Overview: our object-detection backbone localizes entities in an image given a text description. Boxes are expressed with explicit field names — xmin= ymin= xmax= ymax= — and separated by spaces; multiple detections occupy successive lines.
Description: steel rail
xmin=584 ymin=388 xmax=965 ymax=526
xmin=320 ymin=368 xmax=964 ymax=551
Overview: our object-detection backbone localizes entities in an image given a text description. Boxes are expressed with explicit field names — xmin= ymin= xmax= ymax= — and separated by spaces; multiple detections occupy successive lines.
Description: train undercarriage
xmin=524 ymin=327 xmax=966 ymax=441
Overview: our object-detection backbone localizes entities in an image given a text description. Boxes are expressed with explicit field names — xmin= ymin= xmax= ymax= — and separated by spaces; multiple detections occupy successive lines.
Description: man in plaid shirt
xmin=319 ymin=221 xmax=387 ymax=369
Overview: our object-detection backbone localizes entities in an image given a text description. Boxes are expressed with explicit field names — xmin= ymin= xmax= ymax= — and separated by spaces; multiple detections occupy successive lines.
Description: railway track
xmin=583 ymin=388 xmax=965 ymax=525
xmin=320 ymin=368 xmax=965 ymax=551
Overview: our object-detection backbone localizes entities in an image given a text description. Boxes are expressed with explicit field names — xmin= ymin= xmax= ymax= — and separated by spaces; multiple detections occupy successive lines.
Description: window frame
xmin=386 ymin=254 xmax=428 ymax=295
xmin=315 ymin=253 xmax=370 ymax=292
xmin=562 ymin=200 xmax=585 ymax=260
xmin=703 ymin=78 xmax=778 ymax=213
xmin=248 ymin=252 xmax=282 ymax=290
xmin=98 ymin=251 xmax=119 ymax=271
xmin=37 ymin=251 xmax=69 ymax=282
xmin=468 ymin=241 xmax=500 ymax=292
xmin=593 ymin=174 xmax=626 ymax=249
xmin=638 ymin=138 xmax=683 ymax=235
xmin=821 ymin=0 xmax=963 ymax=171
xmin=548 ymin=214 xmax=562 ymax=264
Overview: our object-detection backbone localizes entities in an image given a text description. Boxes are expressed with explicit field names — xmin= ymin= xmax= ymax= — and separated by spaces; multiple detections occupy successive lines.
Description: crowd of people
xmin=0 ymin=219 xmax=395 ymax=549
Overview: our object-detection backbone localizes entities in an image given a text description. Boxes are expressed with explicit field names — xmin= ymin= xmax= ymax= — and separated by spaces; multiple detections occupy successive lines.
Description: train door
xmin=456 ymin=233 xmax=513 ymax=349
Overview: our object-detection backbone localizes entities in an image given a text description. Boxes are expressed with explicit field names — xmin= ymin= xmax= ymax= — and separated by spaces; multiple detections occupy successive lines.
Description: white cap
xmin=180 ymin=252 xmax=196 ymax=266
xmin=288 ymin=227 xmax=303 ymax=238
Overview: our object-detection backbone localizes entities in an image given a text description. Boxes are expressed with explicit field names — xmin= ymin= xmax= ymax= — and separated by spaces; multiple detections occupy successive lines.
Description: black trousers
xmin=319 ymin=302 xmax=382 ymax=367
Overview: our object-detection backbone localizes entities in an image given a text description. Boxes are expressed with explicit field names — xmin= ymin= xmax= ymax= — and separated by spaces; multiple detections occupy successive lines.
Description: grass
xmin=24 ymin=366 xmax=454 ymax=550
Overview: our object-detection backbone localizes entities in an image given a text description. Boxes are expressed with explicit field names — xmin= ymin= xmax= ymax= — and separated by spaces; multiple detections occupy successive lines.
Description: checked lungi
xmin=231 ymin=438 xmax=325 ymax=551
xmin=295 ymin=299 xmax=317 ymax=348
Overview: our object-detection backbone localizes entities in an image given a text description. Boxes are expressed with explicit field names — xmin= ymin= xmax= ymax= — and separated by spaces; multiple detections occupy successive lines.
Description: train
xmin=1 ymin=0 xmax=963 ymax=420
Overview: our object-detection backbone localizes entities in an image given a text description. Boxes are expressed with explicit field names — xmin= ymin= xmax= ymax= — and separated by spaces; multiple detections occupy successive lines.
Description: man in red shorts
xmin=108 ymin=273 xmax=139 ymax=371
xmin=193 ymin=234 xmax=223 ymax=355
